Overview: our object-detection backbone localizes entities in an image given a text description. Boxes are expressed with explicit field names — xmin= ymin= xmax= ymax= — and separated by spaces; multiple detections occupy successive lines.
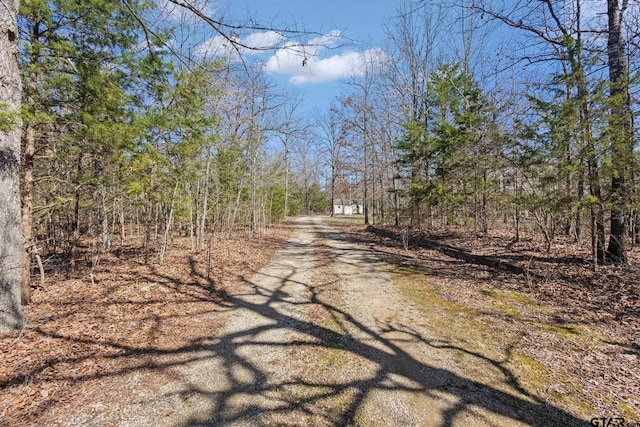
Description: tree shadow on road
xmin=174 ymin=280 xmax=587 ymax=426
xmin=4 ymin=221 xmax=593 ymax=426
xmin=169 ymin=222 xmax=591 ymax=426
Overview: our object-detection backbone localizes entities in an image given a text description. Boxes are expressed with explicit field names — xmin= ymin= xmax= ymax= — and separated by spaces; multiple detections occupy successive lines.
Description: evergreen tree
xmin=398 ymin=63 xmax=489 ymax=228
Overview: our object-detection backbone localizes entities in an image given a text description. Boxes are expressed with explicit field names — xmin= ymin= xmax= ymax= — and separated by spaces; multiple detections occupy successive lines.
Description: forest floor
xmin=1 ymin=217 xmax=638 ymax=426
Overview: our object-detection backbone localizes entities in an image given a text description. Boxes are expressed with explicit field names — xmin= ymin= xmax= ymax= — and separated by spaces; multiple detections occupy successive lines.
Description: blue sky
xmin=218 ymin=0 xmax=399 ymax=113
xmin=156 ymin=0 xmax=619 ymax=116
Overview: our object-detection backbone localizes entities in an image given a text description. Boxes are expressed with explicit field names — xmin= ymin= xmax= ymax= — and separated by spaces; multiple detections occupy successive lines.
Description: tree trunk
xmin=513 ymin=170 xmax=520 ymax=242
xmin=143 ymin=200 xmax=152 ymax=265
xmin=158 ymin=183 xmax=178 ymax=265
xmin=20 ymin=122 xmax=35 ymax=305
xmin=393 ymin=173 xmax=399 ymax=227
xmin=363 ymin=92 xmax=370 ymax=226
xmin=69 ymin=154 xmax=82 ymax=272
xmin=250 ymin=155 xmax=257 ymax=233
xmin=99 ymin=183 xmax=110 ymax=250
xmin=119 ymin=203 xmax=125 ymax=246
xmin=588 ymin=159 xmax=606 ymax=264
xmin=330 ymin=163 xmax=336 ymax=217
xmin=0 ymin=0 xmax=26 ymax=332
xmin=19 ymin=18 xmax=44 ymax=305
xmin=634 ymin=209 xmax=640 ymax=245
xmin=576 ymin=164 xmax=584 ymax=244
xmin=198 ymin=147 xmax=211 ymax=251
xmin=363 ymin=147 xmax=369 ymax=225
xmin=189 ymin=200 xmax=195 ymax=251
xmin=284 ymin=140 xmax=289 ymax=218
xmin=227 ymin=176 xmax=244 ymax=239
xmin=605 ymin=0 xmax=630 ymax=265
xmin=481 ymin=169 xmax=488 ymax=234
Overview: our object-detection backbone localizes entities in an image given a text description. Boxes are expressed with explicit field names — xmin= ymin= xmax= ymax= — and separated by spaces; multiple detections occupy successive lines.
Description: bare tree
xmin=272 ymin=94 xmax=307 ymax=218
xmin=383 ymin=0 xmax=442 ymax=122
xmin=382 ymin=0 xmax=443 ymax=226
xmin=343 ymin=51 xmax=387 ymax=225
xmin=469 ymin=0 xmax=613 ymax=265
xmin=316 ymin=104 xmax=349 ymax=217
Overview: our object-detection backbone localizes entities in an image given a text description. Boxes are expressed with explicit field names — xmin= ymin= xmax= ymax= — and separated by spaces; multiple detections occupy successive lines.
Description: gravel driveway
xmin=71 ymin=217 xmax=588 ymax=426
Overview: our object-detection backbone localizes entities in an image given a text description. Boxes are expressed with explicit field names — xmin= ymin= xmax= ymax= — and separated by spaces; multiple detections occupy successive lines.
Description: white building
xmin=332 ymin=199 xmax=364 ymax=215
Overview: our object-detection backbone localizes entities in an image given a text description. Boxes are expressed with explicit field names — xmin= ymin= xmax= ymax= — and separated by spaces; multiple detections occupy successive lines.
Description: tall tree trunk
xmin=198 ymin=147 xmax=211 ymax=251
xmin=250 ymin=154 xmax=257 ymax=233
xmin=99 ymin=183 xmax=110 ymax=250
xmin=588 ymin=157 xmax=606 ymax=263
xmin=227 ymin=176 xmax=244 ymax=239
xmin=392 ymin=163 xmax=400 ymax=227
xmin=514 ymin=170 xmax=520 ymax=242
xmin=20 ymin=122 xmax=35 ymax=304
xmin=576 ymin=166 xmax=584 ymax=244
xmin=572 ymin=23 xmax=604 ymax=263
xmin=363 ymin=92 xmax=370 ymax=226
xmin=92 ymin=154 xmax=109 ymax=251
xmin=371 ymin=161 xmax=376 ymax=225
xmin=481 ymin=169 xmax=488 ymax=234
xmin=143 ymin=200 xmax=153 ymax=265
xmin=605 ymin=0 xmax=630 ymax=265
xmin=563 ymin=116 xmax=573 ymax=238
xmin=190 ymin=204 xmax=195 ymax=249
xmin=158 ymin=183 xmax=178 ymax=265
xmin=19 ymin=19 xmax=43 ymax=305
xmin=119 ymin=202 xmax=125 ymax=246
xmin=363 ymin=138 xmax=369 ymax=225
xmin=0 ymin=0 xmax=25 ymax=332
xmin=330 ymin=163 xmax=336 ymax=217
xmin=70 ymin=153 xmax=82 ymax=272
xmin=634 ymin=209 xmax=640 ymax=245
xmin=284 ymin=140 xmax=290 ymax=218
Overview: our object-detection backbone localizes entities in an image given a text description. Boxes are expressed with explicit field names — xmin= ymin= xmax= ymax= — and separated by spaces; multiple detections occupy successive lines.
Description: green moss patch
xmin=390 ymin=263 xmax=601 ymax=420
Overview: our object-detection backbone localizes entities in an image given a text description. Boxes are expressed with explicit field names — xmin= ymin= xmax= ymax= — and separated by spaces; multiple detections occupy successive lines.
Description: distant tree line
xmin=320 ymin=0 xmax=639 ymax=268
xmin=2 ymin=0 xmax=638 ymax=332
xmin=1 ymin=0 xmax=326 ymax=331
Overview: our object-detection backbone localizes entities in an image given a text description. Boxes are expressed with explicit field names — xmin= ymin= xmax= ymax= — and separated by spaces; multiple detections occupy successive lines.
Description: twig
xmin=10 ymin=326 xmax=26 ymax=346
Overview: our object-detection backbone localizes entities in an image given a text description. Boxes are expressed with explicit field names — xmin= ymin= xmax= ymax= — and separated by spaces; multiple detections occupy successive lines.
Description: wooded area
xmin=1 ymin=0 xmax=639 ymax=333
xmin=320 ymin=0 xmax=640 ymax=271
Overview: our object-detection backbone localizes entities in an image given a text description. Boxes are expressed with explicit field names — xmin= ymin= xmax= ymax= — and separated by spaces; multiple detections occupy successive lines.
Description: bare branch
xmin=468 ymin=2 xmax=560 ymax=46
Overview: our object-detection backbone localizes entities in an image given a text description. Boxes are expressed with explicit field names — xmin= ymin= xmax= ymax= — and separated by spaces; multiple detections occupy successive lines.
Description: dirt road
xmin=69 ymin=217 xmax=589 ymax=426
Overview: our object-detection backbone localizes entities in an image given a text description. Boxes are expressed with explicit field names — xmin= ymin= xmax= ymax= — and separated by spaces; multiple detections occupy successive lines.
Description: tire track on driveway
xmin=105 ymin=217 xmax=589 ymax=426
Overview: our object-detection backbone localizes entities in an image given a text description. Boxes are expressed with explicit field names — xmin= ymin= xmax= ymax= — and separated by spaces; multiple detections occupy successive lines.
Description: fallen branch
xmin=366 ymin=225 xmax=529 ymax=275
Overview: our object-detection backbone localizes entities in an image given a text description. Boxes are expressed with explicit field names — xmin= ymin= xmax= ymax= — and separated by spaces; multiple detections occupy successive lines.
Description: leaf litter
xmin=1 ymin=219 xmax=639 ymax=425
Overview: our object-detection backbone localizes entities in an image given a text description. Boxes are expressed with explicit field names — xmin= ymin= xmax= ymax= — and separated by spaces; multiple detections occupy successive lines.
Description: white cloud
xmin=195 ymin=35 xmax=231 ymax=58
xmin=196 ymin=30 xmax=286 ymax=59
xmin=243 ymin=31 xmax=287 ymax=50
xmin=195 ymin=28 xmax=389 ymax=85
xmin=264 ymin=31 xmax=388 ymax=84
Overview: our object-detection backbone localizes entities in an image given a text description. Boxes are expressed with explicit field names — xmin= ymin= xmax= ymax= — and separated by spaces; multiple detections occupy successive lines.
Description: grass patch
xmin=323 ymin=216 xmax=365 ymax=227
xmin=394 ymin=269 xmax=480 ymax=317
xmin=390 ymin=263 xmax=598 ymax=419
xmin=391 ymin=267 xmax=500 ymax=360
xmin=287 ymin=228 xmax=365 ymax=420
xmin=507 ymin=351 xmax=549 ymax=392
xmin=481 ymin=288 xmax=533 ymax=305
xmin=495 ymin=303 xmax=523 ymax=321
xmin=506 ymin=351 xmax=594 ymax=417
xmin=533 ymin=322 xmax=582 ymax=339
xmin=481 ymin=289 xmax=584 ymax=335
